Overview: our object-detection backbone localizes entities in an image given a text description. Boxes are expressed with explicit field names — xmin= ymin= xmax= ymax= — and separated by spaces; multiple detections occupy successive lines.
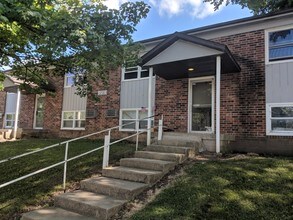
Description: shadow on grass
xmin=0 ymin=138 xmax=138 ymax=219
xmin=131 ymin=157 xmax=293 ymax=220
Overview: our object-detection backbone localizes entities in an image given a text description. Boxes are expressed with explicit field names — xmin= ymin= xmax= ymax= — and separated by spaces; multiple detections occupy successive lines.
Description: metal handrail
xmin=0 ymin=114 xmax=159 ymax=165
xmin=0 ymin=114 xmax=163 ymax=191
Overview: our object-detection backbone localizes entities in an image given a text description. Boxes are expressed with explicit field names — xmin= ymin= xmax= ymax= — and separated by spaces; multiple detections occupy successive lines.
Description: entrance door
xmin=189 ymin=78 xmax=214 ymax=132
xmin=34 ymin=94 xmax=45 ymax=129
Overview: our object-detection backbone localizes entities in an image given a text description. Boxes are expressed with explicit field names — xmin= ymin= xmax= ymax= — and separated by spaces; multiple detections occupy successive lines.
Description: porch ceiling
xmin=140 ymin=32 xmax=241 ymax=80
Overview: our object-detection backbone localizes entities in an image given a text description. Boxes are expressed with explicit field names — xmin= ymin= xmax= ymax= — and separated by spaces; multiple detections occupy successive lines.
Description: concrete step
xmin=21 ymin=208 xmax=95 ymax=220
xmin=120 ymin=158 xmax=176 ymax=173
xmin=55 ymin=190 xmax=126 ymax=220
xmin=135 ymin=151 xmax=186 ymax=164
xmin=80 ymin=176 xmax=148 ymax=200
xmin=146 ymin=145 xmax=194 ymax=156
xmin=102 ymin=166 xmax=163 ymax=184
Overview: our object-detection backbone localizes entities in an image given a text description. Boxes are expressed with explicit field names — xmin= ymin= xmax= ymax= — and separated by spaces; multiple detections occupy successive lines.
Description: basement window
xmin=267 ymin=104 xmax=293 ymax=136
xmin=62 ymin=111 xmax=86 ymax=130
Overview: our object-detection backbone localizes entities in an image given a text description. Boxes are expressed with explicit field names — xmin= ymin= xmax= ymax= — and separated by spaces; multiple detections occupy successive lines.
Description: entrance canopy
xmin=139 ymin=32 xmax=240 ymax=80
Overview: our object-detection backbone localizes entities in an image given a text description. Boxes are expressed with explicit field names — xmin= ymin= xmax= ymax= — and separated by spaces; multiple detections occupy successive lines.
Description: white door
xmin=189 ymin=78 xmax=214 ymax=133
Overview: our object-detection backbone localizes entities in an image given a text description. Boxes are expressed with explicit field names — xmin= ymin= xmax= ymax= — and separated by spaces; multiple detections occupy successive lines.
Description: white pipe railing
xmin=0 ymin=114 xmax=163 ymax=192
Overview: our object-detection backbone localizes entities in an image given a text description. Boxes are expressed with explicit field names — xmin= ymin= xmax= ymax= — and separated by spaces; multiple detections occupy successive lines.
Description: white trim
xmin=188 ymin=76 xmax=215 ymax=134
xmin=13 ymin=89 xmax=21 ymax=139
xmin=216 ymin=56 xmax=221 ymax=154
xmin=147 ymin=67 xmax=153 ymax=146
xmin=265 ymin=24 xmax=293 ymax=65
xmin=266 ymin=102 xmax=293 ymax=136
xmin=33 ymin=94 xmax=45 ymax=129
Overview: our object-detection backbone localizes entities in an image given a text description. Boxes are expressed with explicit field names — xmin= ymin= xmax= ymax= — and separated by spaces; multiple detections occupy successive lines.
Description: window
xmin=62 ymin=111 xmax=85 ymax=129
xmin=5 ymin=113 xmax=15 ymax=128
xmin=267 ymin=104 xmax=293 ymax=136
xmin=268 ymin=28 xmax=293 ymax=62
xmin=64 ymin=73 xmax=75 ymax=87
xmin=122 ymin=66 xmax=153 ymax=81
xmin=120 ymin=108 xmax=153 ymax=131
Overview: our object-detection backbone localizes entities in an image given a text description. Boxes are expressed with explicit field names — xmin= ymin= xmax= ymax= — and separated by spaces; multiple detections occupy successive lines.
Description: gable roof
xmin=139 ymin=32 xmax=240 ymax=80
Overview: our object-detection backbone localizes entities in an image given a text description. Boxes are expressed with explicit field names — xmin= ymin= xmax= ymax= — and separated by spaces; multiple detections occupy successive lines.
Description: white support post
xmin=135 ymin=119 xmax=139 ymax=151
xmin=103 ymin=134 xmax=110 ymax=168
xmin=216 ymin=56 xmax=221 ymax=154
xmin=63 ymin=142 xmax=69 ymax=192
xmin=147 ymin=67 xmax=153 ymax=146
xmin=158 ymin=115 xmax=163 ymax=141
xmin=13 ymin=88 xmax=21 ymax=139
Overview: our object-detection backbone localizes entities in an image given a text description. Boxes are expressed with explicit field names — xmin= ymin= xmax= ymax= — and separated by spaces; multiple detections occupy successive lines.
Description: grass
xmin=131 ymin=157 xmax=293 ymax=220
xmin=0 ymin=138 xmax=138 ymax=219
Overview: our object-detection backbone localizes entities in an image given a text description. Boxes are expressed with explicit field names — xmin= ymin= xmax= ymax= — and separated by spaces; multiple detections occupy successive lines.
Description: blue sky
xmin=104 ymin=0 xmax=253 ymax=41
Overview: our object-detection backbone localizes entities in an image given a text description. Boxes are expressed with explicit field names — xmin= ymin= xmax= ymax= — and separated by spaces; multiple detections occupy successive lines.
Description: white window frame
xmin=33 ymin=94 xmax=45 ymax=129
xmin=61 ymin=110 xmax=86 ymax=130
xmin=64 ymin=73 xmax=75 ymax=88
xmin=4 ymin=113 xmax=15 ymax=128
xmin=121 ymin=66 xmax=155 ymax=82
xmin=265 ymin=24 xmax=293 ymax=65
xmin=188 ymin=76 xmax=215 ymax=134
xmin=119 ymin=108 xmax=153 ymax=131
xmin=266 ymin=103 xmax=293 ymax=136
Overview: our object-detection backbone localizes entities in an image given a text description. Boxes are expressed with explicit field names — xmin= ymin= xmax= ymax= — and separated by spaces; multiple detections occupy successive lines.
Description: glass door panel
xmin=191 ymin=81 xmax=212 ymax=132
xmin=35 ymin=95 xmax=45 ymax=128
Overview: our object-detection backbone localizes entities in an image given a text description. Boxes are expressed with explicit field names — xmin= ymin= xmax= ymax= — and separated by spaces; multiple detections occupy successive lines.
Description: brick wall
xmin=155 ymin=30 xmax=266 ymax=138
xmin=18 ymin=93 xmax=35 ymax=129
xmin=215 ymin=30 xmax=266 ymax=138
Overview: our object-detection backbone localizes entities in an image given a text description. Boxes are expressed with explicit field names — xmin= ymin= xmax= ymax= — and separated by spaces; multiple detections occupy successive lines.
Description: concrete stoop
xmin=21 ymin=144 xmax=193 ymax=220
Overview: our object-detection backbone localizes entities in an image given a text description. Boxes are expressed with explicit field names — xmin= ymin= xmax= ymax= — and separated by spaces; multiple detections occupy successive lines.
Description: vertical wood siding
xmin=120 ymin=78 xmax=156 ymax=109
xmin=62 ymin=87 xmax=87 ymax=111
xmin=266 ymin=62 xmax=293 ymax=103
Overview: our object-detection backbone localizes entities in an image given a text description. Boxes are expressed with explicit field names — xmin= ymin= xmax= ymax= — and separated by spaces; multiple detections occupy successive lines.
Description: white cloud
xmin=103 ymin=0 xmax=219 ymax=18
xmin=150 ymin=0 xmax=218 ymax=18
xmin=103 ymin=0 xmax=127 ymax=9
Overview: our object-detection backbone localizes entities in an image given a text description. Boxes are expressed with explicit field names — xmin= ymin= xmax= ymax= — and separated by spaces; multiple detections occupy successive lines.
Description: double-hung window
xmin=267 ymin=104 xmax=293 ymax=136
xmin=120 ymin=109 xmax=153 ymax=131
xmin=268 ymin=27 xmax=293 ymax=62
xmin=64 ymin=73 xmax=75 ymax=87
xmin=62 ymin=111 xmax=85 ymax=129
xmin=5 ymin=113 xmax=15 ymax=128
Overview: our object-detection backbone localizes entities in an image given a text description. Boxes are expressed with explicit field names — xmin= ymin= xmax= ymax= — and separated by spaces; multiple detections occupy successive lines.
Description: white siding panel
xmin=5 ymin=93 xmax=17 ymax=113
xmin=145 ymin=40 xmax=222 ymax=66
xmin=120 ymin=78 xmax=155 ymax=109
xmin=62 ymin=87 xmax=87 ymax=111
xmin=266 ymin=62 xmax=293 ymax=103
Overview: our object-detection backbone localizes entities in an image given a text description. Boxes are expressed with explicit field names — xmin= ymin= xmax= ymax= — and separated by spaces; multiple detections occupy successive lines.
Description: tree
xmin=0 ymin=0 xmax=150 ymax=96
xmin=204 ymin=0 xmax=293 ymax=15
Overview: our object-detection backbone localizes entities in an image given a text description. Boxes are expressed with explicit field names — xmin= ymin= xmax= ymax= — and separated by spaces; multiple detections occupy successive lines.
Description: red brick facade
xmin=155 ymin=30 xmax=266 ymax=138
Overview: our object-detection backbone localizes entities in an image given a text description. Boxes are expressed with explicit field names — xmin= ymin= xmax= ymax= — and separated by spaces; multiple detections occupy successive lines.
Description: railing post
xmin=63 ymin=142 xmax=69 ymax=192
xmin=158 ymin=115 xmax=163 ymax=141
xmin=103 ymin=132 xmax=110 ymax=168
xmin=136 ymin=119 xmax=139 ymax=151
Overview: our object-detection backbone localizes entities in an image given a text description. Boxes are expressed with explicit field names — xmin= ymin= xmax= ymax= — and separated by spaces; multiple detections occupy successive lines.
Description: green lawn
xmin=132 ymin=157 xmax=293 ymax=220
xmin=0 ymin=138 xmax=138 ymax=219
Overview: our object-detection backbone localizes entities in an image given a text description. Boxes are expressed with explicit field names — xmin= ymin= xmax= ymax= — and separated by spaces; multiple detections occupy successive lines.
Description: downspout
xmin=13 ymin=88 xmax=21 ymax=139
xmin=216 ymin=56 xmax=221 ymax=153
xmin=147 ymin=67 xmax=153 ymax=146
